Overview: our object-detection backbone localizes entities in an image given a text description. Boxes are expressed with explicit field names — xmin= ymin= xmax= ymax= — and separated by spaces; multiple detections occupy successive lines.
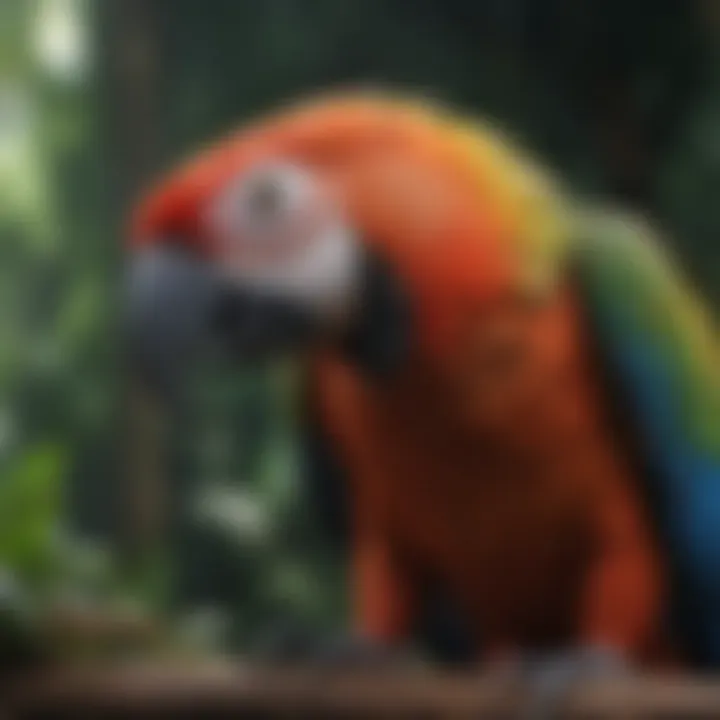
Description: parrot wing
xmin=573 ymin=208 xmax=720 ymax=666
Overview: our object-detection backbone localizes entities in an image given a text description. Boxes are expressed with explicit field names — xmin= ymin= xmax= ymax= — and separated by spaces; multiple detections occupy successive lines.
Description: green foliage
xmin=0 ymin=443 xmax=66 ymax=588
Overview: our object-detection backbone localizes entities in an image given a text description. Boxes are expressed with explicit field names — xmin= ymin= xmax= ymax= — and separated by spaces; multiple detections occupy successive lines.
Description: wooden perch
xmin=4 ymin=663 xmax=720 ymax=719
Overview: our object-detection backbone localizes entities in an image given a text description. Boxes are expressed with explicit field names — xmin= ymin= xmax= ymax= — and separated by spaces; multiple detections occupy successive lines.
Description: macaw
xmin=125 ymin=92 xmax=720 ymax=688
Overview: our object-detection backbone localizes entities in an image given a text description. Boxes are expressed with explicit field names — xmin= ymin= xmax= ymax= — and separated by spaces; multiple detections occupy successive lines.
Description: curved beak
xmin=125 ymin=246 xmax=219 ymax=399
xmin=125 ymin=244 xmax=318 ymax=400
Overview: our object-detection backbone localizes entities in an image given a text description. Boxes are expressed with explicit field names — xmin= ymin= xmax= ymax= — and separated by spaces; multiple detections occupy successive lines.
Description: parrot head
xmin=126 ymin=92 xmax=571 ymax=397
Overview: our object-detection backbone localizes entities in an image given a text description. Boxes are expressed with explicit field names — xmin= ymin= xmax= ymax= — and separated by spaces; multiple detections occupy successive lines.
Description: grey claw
xmin=519 ymin=646 xmax=631 ymax=720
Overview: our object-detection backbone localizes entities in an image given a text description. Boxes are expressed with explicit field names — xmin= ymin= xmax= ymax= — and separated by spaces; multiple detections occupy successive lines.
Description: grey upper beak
xmin=125 ymin=246 xmax=219 ymax=398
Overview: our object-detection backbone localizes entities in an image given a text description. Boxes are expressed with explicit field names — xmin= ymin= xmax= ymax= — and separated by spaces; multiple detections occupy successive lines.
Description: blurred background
xmin=0 ymin=0 xmax=718 ymax=663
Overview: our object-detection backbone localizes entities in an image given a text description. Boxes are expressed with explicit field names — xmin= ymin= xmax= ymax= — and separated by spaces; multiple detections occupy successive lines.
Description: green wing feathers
xmin=573 ymin=207 xmax=720 ymax=457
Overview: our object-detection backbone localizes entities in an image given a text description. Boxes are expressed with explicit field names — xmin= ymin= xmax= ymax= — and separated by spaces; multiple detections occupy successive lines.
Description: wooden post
xmin=5 ymin=665 xmax=720 ymax=719
xmin=98 ymin=0 xmax=170 ymax=588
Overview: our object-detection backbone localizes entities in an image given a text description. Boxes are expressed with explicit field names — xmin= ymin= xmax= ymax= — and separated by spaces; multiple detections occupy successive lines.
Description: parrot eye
xmin=208 ymin=161 xmax=326 ymax=260
xmin=240 ymin=166 xmax=304 ymax=230
xmin=238 ymin=163 xmax=314 ymax=231
xmin=245 ymin=175 xmax=286 ymax=222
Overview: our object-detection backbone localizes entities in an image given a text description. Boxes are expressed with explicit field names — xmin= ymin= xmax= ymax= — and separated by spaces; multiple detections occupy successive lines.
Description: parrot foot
xmin=515 ymin=645 xmax=631 ymax=720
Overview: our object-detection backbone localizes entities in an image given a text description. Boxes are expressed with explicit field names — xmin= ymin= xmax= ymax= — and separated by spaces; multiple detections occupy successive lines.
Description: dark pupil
xmin=248 ymin=178 xmax=284 ymax=221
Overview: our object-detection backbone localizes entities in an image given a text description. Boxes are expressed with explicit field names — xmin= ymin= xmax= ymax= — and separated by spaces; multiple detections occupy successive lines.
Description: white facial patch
xmin=205 ymin=161 xmax=362 ymax=327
